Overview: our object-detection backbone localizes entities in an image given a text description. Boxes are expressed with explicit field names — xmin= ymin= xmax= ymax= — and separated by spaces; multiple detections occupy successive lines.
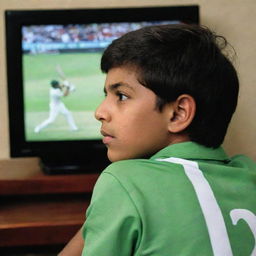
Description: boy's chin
xmin=107 ymin=150 xmax=152 ymax=162
xmin=107 ymin=151 xmax=133 ymax=162
xmin=107 ymin=153 xmax=125 ymax=163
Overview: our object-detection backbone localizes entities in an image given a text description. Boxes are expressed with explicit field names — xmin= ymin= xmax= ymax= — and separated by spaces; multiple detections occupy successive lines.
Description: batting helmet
xmin=51 ymin=80 xmax=60 ymax=88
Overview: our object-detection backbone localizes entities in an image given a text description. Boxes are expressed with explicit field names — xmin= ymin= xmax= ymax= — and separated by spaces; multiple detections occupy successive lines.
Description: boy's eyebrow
xmin=104 ymin=82 xmax=134 ymax=94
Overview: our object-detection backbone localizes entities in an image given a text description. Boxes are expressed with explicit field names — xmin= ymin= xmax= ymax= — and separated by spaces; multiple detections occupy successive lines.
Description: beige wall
xmin=0 ymin=0 xmax=255 ymax=160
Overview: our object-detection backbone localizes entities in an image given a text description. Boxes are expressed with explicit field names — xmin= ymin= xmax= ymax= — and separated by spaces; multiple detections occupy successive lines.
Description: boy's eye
xmin=117 ymin=92 xmax=128 ymax=101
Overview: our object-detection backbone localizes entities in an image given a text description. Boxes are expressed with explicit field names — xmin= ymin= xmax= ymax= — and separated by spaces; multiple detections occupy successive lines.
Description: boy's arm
xmin=58 ymin=228 xmax=84 ymax=256
xmin=83 ymin=171 xmax=141 ymax=255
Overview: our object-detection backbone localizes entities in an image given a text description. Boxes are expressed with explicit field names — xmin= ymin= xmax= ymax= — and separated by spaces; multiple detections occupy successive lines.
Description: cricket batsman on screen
xmin=34 ymin=65 xmax=78 ymax=133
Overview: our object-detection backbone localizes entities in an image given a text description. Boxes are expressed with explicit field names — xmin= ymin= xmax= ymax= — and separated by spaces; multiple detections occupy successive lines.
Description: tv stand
xmin=39 ymin=154 xmax=110 ymax=175
xmin=40 ymin=160 xmax=108 ymax=175
xmin=41 ymin=161 xmax=92 ymax=174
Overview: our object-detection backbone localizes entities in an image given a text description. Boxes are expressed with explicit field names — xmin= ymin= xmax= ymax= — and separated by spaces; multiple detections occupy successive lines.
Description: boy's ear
xmin=167 ymin=94 xmax=196 ymax=133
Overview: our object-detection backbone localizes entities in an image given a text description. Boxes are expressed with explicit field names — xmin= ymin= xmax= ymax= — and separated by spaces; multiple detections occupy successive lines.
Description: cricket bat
xmin=55 ymin=64 xmax=66 ymax=80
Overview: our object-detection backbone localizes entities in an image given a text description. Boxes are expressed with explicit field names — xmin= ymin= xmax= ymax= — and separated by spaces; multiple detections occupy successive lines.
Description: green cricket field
xmin=23 ymin=52 xmax=105 ymax=141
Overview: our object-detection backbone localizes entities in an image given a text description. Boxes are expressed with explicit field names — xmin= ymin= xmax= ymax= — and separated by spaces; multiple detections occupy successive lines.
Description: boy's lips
xmin=101 ymin=130 xmax=114 ymax=144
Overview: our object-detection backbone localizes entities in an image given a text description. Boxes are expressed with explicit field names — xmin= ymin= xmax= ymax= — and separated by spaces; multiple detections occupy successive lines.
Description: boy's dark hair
xmin=101 ymin=24 xmax=239 ymax=148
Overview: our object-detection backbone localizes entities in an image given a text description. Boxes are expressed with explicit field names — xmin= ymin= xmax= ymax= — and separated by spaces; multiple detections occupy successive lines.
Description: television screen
xmin=22 ymin=21 xmax=183 ymax=142
xmin=5 ymin=6 xmax=199 ymax=174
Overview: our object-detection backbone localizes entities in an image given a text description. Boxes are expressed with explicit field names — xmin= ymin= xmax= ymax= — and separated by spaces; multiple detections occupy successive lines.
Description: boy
xmin=59 ymin=24 xmax=256 ymax=255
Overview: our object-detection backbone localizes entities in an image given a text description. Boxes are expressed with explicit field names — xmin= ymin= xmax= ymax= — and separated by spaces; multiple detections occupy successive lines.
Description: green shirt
xmin=82 ymin=142 xmax=256 ymax=255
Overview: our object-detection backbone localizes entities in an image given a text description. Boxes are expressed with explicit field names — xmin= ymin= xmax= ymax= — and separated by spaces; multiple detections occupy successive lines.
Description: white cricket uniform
xmin=34 ymin=87 xmax=78 ymax=132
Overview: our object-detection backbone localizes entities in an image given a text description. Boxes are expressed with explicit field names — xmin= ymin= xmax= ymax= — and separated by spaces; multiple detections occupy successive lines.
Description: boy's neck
xmin=169 ymin=133 xmax=191 ymax=147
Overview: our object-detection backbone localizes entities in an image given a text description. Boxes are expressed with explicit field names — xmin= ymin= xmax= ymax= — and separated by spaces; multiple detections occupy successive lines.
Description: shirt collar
xmin=151 ymin=142 xmax=230 ymax=162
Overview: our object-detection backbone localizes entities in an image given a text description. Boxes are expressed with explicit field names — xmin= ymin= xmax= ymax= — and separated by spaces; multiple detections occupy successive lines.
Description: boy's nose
xmin=94 ymin=102 xmax=111 ymax=122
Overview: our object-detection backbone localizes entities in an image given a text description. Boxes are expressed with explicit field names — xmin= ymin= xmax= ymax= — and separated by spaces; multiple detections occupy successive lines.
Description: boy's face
xmin=95 ymin=66 xmax=173 ymax=162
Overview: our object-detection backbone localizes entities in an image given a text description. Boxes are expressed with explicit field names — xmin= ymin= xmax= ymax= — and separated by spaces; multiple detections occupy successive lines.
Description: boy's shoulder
xmin=103 ymin=158 xmax=160 ymax=176
xmin=97 ymin=158 xmax=186 ymax=203
xmin=101 ymin=156 xmax=184 ymax=183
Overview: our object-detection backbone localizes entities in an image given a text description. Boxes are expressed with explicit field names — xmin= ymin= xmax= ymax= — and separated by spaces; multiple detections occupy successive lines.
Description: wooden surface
xmin=0 ymin=158 xmax=99 ymax=247
xmin=0 ymin=195 xmax=89 ymax=247
xmin=0 ymin=157 xmax=100 ymax=195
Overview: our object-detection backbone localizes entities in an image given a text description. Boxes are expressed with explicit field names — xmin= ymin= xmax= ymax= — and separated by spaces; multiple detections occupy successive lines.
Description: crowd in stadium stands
xmin=22 ymin=22 xmax=154 ymax=43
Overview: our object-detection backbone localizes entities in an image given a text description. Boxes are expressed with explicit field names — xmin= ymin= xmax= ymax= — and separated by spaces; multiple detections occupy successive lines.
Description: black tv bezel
xmin=5 ymin=5 xmax=199 ymax=169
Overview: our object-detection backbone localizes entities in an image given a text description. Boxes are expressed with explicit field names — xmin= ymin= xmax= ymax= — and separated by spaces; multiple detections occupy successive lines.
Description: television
xmin=5 ymin=6 xmax=199 ymax=174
